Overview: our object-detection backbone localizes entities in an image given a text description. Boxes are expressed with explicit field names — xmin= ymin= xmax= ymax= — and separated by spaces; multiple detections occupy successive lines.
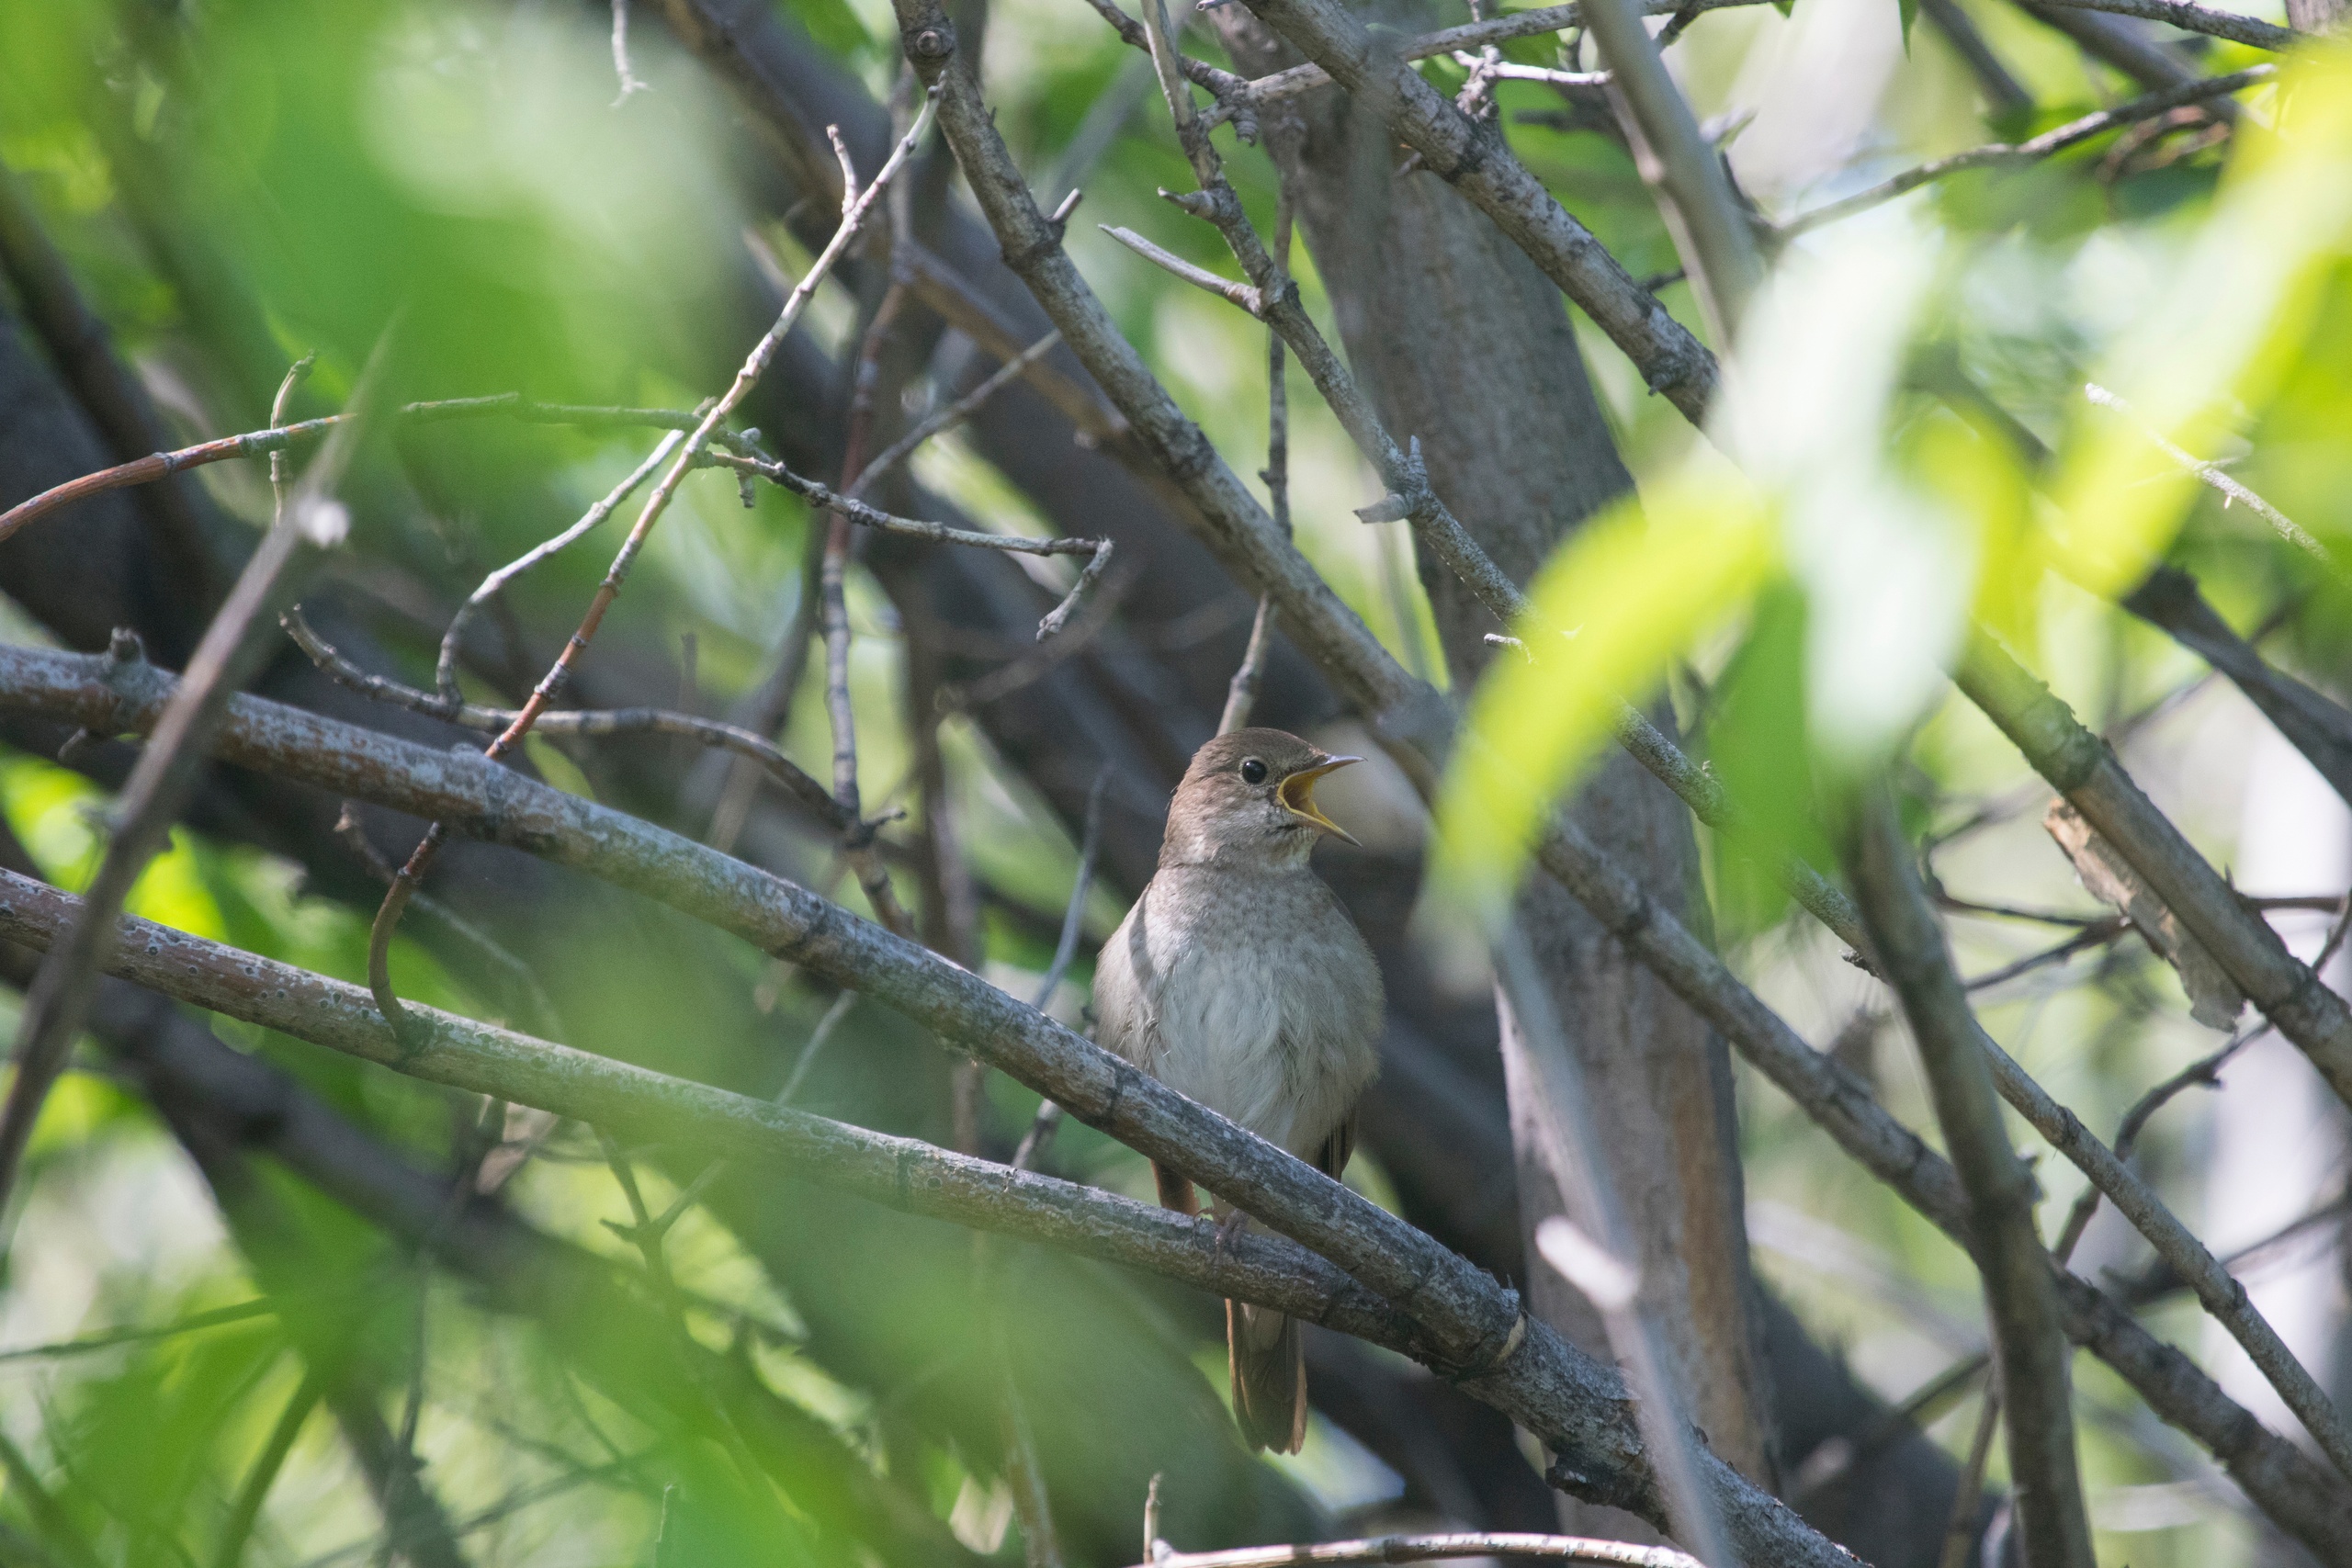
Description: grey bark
xmin=1208 ymin=8 xmax=1772 ymax=1525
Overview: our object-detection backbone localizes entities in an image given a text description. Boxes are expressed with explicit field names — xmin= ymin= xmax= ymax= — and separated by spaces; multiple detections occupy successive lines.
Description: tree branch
xmin=1956 ymin=627 xmax=2352 ymax=1111
xmin=0 ymin=339 xmax=390 ymax=1227
xmin=0 ymin=643 xmax=1849 ymax=1563
xmin=1846 ymin=791 xmax=2096 ymax=1568
xmin=1780 ymin=67 xmax=2275 ymax=239
xmin=1231 ymin=0 xmax=1718 ymax=421
xmin=2030 ymin=0 xmax=2300 ymax=50
xmin=2122 ymin=566 xmax=2352 ymax=812
xmin=1577 ymin=0 xmax=1760 ymax=341
xmin=4 ymin=641 xmax=2343 ymax=1556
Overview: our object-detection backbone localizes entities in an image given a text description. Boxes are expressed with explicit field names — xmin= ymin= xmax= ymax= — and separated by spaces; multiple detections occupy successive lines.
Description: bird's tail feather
xmin=1227 ymin=1299 xmax=1306 ymax=1453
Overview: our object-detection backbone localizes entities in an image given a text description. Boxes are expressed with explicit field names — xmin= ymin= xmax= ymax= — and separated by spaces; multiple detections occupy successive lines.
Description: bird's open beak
xmin=1279 ymin=756 xmax=1363 ymax=845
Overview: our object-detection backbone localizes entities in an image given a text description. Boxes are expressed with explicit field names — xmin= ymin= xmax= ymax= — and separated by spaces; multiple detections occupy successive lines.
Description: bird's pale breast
xmin=1093 ymin=863 xmax=1382 ymax=1160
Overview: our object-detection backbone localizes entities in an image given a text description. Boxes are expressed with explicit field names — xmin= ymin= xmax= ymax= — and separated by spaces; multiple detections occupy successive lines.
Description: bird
xmin=1092 ymin=728 xmax=1385 ymax=1452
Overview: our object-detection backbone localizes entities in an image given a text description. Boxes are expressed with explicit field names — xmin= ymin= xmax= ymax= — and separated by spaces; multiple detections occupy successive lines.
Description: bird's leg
xmin=1152 ymin=1161 xmax=1199 ymax=1215
xmin=1211 ymin=1204 xmax=1250 ymax=1254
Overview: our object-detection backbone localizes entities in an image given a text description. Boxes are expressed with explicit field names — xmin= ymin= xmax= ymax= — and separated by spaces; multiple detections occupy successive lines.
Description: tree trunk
xmin=1211 ymin=10 xmax=1775 ymax=1526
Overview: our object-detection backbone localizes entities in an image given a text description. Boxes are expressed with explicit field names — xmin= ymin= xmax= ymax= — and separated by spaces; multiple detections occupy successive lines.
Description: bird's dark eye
xmin=1238 ymin=757 xmax=1268 ymax=785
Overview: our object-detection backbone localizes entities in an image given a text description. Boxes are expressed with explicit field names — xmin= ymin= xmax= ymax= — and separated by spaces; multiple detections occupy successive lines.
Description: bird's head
xmin=1162 ymin=728 xmax=1362 ymax=869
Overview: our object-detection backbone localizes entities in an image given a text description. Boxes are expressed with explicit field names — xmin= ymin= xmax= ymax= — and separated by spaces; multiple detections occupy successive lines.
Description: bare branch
xmin=2124 ymin=568 xmax=2352 ymax=811
xmin=1450 ymin=54 xmax=1612 ymax=88
xmin=611 ymin=0 xmax=651 ymax=103
xmin=1204 ymin=0 xmax=1775 ymax=129
xmin=1781 ymin=67 xmax=2273 ymax=239
xmin=2086 ymin=382 xmax=2336 ymax=571
xmin=1101 ymin=224 xmax=1265 ymax=313
xmin=715 ymin=451 xmax=1114 ymax=640
xmin=1953 ymin=963 xmax=2352 ymax=1479
xmin=1498 ymin=919 xmax=1734 ymax=1567
xmin=1846 ymin=790 xmax=2096 ymax=1568
xmin=848 ymin=329 xmax=1066 ymax=502
xmin=0 ymin=333 xmax=390 ymax=1227
xmin=1577 ymin=0 xmax=1760 ymax=338
xmin=1957 ymin=628 xmax=2352 ymax=1111
xmin=2031 ymin=0 xmax=2300 ymax=50
xmin=285 ymin=607 xmax=849 ymax=831
xmin=0 ymin=394 xmax=765 ymax=544
xmin=8 ymin=637 xmax=2343 ymax=1550
xmin=0 ymin=644 xmax=1870 ymax=1564
xmin=438 ymin=423 xmax=694 ymax=701
xmin=1919 ymin=0 xmax=2036 ymax=117
xmin=1226 ymin=0 xmax=1723 ymax=419
xmin=367 ymin=90 xmax=942 ymax=1029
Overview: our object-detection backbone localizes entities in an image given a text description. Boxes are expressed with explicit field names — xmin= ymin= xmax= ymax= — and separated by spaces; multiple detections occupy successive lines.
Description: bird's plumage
xmin=1093 ymin=728 xmax=1384 ymax=1452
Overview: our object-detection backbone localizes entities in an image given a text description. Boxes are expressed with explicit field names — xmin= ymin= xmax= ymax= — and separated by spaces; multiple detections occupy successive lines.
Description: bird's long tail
xmin=1227 ymin=1300 xmax=1306 ymax=1453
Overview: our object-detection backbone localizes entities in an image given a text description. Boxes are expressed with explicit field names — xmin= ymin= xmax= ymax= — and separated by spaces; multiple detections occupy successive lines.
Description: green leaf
xmin=1898 ymin=0 xmax=1917 ymax=53
xmin=2055 ymin=46 xmax=2352 ymax=598
xmin=1432 ymin=477 xmax=1778 ymax=916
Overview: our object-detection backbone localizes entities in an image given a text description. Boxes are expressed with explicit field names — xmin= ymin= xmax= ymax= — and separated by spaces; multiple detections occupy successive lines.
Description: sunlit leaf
xmin=1432 ymin=477 xmax=1776 ymax=912
xmin=2053 ymin=45 xmax=2352 ymax=597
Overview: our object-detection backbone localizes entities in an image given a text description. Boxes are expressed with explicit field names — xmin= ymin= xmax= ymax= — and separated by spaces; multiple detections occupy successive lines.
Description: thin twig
xmin=1220 ymin=194 xmax=1293 ymax=738
xmin=713 ymin=452 xmax=1114 ymax=640
xmin=437 ymin=423 xmax=695 ymax=701
xmin=819 ymin=284 xmax=916 ymax=941
xmin=365 ymin=92 xmax=941 ymax=1035
xmin=1936 ymin=1382 xmax=2002 ymax=1568
xmin=849 ymin=330 xmax=1065 ymax=502
xmin=1450 ymin=53 xmax=1612 ymax=88
xmin=1963 ymin=919 xmax=2128 ymax=991
xmin=0 ymin=394 xmax=765 ymax=544
xmin=2085 ymin=382 xmax=2337 ymax=573
xmin=776 ymin=990 xmax=859 ymax=1106
xmin=1198 ymin=0 xmax=1777 ymax=130
xmin=286 ymin=607 xmax=848 ymax=832
xmin=1007 ymin=769 xmax=1113 ymax=1173
xmin=328 ymin=804 xmax=561 ymax=1039
xmin=610 ymin=0 xmax=650 ymax=103
xmin=1779 ymin=67 xmax=2274 ymax=239
xmin=2050 ymin=1020 xmax=2272 ymax=1260
xmin=1578 ymin=0 xmax=1759 ymax=339
xmin=0 ymin=334 xmax=390 ymax=1230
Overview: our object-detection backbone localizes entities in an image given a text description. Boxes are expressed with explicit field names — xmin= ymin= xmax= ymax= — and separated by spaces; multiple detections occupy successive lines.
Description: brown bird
xmin=1093 ymin=728 xmax=1385 ymax=1452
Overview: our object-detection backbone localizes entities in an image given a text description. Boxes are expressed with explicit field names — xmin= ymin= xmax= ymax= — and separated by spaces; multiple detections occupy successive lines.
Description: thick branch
xmin=1849 ymin=795 xmax=2095 ymax=1568
xmin=3 ymin=641 xmax=2343 ymax=1556
xmin=1957 ymin=628 xmax=2352 ymax=1110
xmin=1232 ymin=0 xmax=1718 ymax=420
xmin=0 ymin=644 xmax=1852 ymax=1561
xmin=2122 ymin=567 xmax=2352 ymax=813
xmin=2030 ymin=0 xmax=2300 ymax=49
xmin=1514 ymin=807 xmax=2352 ymax=1559
xmin=1577 ymin=0 xmax=1760 ymax=339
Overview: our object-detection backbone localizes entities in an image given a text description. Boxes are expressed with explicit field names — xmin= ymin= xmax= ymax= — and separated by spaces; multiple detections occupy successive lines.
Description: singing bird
xmin=1093 ymin=728 xmax=1385 ymax=1452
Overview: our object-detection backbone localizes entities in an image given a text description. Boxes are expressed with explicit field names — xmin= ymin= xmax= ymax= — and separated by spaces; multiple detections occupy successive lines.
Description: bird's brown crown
xmin=1161 ymin=728 xmax=1361 ymax=868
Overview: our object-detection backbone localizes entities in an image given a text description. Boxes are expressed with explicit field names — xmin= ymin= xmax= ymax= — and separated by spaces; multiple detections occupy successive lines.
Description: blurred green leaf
xmin=1435 ymin=477 xmax=1776 ymax=912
